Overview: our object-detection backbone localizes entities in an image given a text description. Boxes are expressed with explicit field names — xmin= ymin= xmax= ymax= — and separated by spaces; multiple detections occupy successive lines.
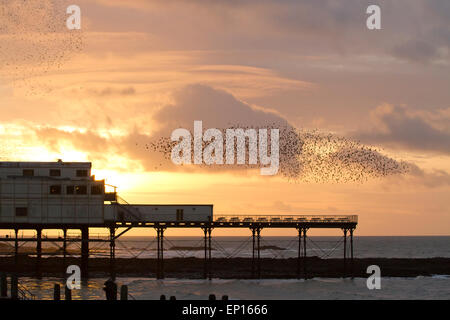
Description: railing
xmin=65 ymin=232 xmax=109 ymax=240
xmin=6 ymin=232 xmax=111 ymax=240
xmin=214 ymin=215 xmax=358 ymax=223
xmin=113 ymin=196 xmax=143 ymax=222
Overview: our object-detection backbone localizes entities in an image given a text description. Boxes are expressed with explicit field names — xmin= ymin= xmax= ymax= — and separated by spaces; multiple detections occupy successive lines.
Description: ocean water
xmin=1 ymin=236 xmax=449 ymax=259
xmin=19 ymin=276 xmax=450 ymax=300
xmin=3 ymin=236 xmax=450 ymax=299
xmin=78 ymin=236 xmax=450 ymax=259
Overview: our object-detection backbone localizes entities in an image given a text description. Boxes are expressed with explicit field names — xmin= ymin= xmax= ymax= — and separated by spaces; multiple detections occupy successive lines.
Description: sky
xmin=0 ymin=0 xmax=449 ymax=236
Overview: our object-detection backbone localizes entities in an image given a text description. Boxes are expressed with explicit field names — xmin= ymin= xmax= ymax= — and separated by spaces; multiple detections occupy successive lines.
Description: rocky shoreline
xmin=0 ymin=256 xmax=449 ymax=279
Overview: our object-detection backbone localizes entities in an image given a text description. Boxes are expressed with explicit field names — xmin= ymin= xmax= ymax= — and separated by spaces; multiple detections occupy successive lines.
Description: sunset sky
xmin=1 ymin=0 xmax=449 ymax=236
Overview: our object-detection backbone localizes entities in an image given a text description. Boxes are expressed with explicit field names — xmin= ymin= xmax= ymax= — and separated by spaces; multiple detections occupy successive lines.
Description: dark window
xmin=75 ymin=185 xmax=87 ymax=195
xmin=50 ymin=169 xmax=61 ymax=177
xmin=91 ymin=184 xmax=103 ymax=195
xmin=76 ymin=170 xmax=88 ymax=177
xmin=23 ymin=169 xmax=34 ymax=176
xmin=50 ymin=185 xmax=62 ymax=195
xmin=67 ymin=186 xmax=74 ymax=194
xmin=176 ymin=209 xmax=184 ymax=221
xmin=15 ymin=207 xmax=28 ymax=217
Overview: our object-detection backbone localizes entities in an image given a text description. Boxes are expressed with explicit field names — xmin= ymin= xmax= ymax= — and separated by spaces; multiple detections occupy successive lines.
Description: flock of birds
xmin=296 ymin=130 xmax=410 ymax=183
xmin=141 ymin=123 xmax=410 ymax=183
xmin=0 ymin=0 xmax=83 ymax=94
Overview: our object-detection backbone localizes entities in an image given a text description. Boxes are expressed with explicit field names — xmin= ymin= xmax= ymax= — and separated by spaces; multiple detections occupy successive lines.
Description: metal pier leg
xmin=350 ymin=228 xmax=354 ymax=279
xmin=257 ymin=228 xmax=261 ymax=279
xmin=109 ymin=227 xmax=116 ymax=281
xmin=63 ymin=229 xmax=67 ymax=273
xmin=14 ymin=229 xmax=19 ymax=267
xmin=203 ymin=227 xmax=208 ymax=279
xmin=251 ymin=228 xmax=256 ymax=278
xmin=156 ymin=228 xmax=161 ymax=279
xmin=297 ymin=228 xmax=301 ymax=279
xmin=303 ymin=228 xmax=307 ymax=280
xmin=343 ymin=228 xmax=347 ymax=278
xmin=36 ymin=228 xmax=42 ymax=277
xmin=160 ymin=228 xmax=165 ymax=279
xmin=81 ymin=227 xmax=89 ymax=279
xmin=208 ymin=227 xmax=212 ymax=280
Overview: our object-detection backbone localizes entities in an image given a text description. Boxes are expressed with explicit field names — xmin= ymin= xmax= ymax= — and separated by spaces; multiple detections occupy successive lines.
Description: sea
xmin=4 ymin=236 xmax=450 ymax=300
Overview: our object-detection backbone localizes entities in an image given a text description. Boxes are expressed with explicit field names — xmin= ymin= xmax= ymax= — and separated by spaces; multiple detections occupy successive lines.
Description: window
xmin=75 ymin=185 xmax=87 ymax=195
xmin=50 ymin=169 xmax=61 ymax=177
xmin=50 ymin=185 xmax=62 ymax=195
xmin=15 ymin=207 xmax=28 ymax=217
xmin=67 ymin=186 xmax=74 ymax=194
xmin=176 ymin=209 xmax=184 ymax=221
xmin=76 ymin=170 xmax=88 ymax=177
xmin=91 ymin=184 xmax=103 ymax=195
xmin=23 ymin=169 xmax=34 ymax=176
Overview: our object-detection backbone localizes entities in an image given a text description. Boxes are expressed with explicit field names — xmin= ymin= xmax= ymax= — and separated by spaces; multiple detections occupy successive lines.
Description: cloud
xmin=34 ymin=127 xmax=111 ymax=159
xmin=391 ymin=39 xmax=444 ymax=64
xmin=408 ymin=164 xmax=450 ymax=188
xmin=31 ymin=84 xmax=412 ymax=183
xmin=380 ymin=162 xmax=450 ymax=189
xmin=356 ymin=104 xmax=450 ymax=154
xmin=152 ymin=84 xmax=289 ymax=133
xmin=86 ymin=87 xmax=136 ymax=97
xmin=89 ymin=0 xmax=450 ymax=65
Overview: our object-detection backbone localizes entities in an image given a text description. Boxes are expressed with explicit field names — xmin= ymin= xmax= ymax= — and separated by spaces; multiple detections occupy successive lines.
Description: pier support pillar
xmin=156 ymin=228 xmax=160 ymax=278
xmin=202 ymin=227 xmax=208 ymax=279
xmin=201 ymin=226 xmax=213 ymax=279
xmin=11 ymin=274 xmax=18 ymax=300
xmin=303 ymin=228 xmax=308 ymax=280
xmin=14 ymin=229 xmax=19 ymax=267
xmin=257 ymin=227 xmax=261 ymax=279
xmin=249 ymin=227 xmax=263 ymax=279
xmin=54 ymin=284 xmax=61 ymax=301
xmin=156 ymin=227 xmax=165 ymax=279
xmin=120 ymin=285 xmax=128 ymax=300
xmin=81 ymin=227 xmax=89 ymax=278
xmin=161 ymin=228 xmax=165 ymax=279
xmin=0 ymin=272 xmax=7 ymax=297
xmin=62 ymin=229 xmax=67 ymax=273
xmin=208 ymin=227 xmax=212 ymax=280
xmin=251 ymin=228 xmax=256 ymax=278
xmin=36 ymin=228 xmax=42 ymax=277
xmin=350 ymin=228 xmax=354 ymax=279
xmin=65 ymin=284 xmax=72 ymax=300
xmin=296 ymin=228 xmax=302 ymax=279
xmin=109 ymin=227 xmax=116 ymax=281
xmin=343 ymin=228 xmax=347 ymax=278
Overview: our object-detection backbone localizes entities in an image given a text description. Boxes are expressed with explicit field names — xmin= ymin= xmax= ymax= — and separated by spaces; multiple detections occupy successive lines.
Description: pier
xmin=0 ymin=215 xmax=357 ymax=280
